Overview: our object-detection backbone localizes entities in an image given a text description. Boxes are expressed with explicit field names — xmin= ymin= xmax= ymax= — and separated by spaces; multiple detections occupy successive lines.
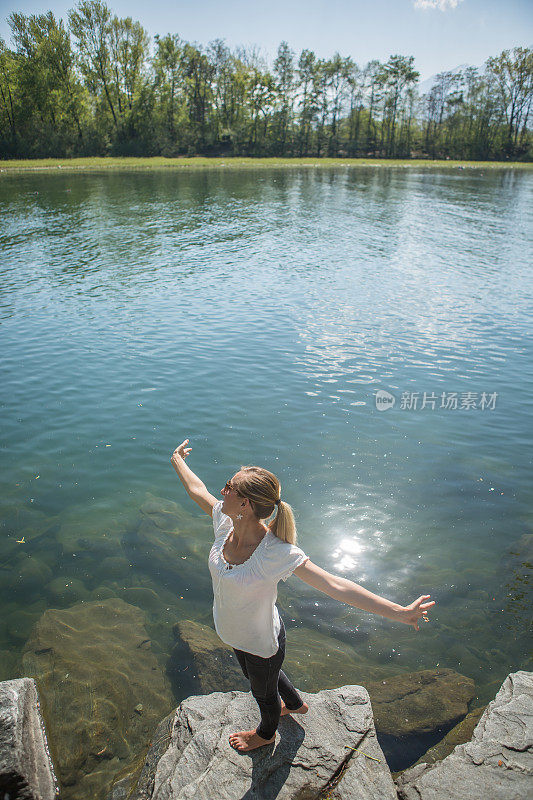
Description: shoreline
xmin=0 ymin=156 xmax=532 ymax=173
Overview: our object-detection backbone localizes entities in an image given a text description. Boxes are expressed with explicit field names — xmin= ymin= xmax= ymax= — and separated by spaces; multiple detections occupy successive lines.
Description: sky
xmin=0 ymin=0 xmax=531 ymax=82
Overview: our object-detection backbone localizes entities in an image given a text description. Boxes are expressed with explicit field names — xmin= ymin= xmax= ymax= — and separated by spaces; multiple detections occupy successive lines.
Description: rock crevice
xmin=395 ymin=670 xmax=533 ymax=800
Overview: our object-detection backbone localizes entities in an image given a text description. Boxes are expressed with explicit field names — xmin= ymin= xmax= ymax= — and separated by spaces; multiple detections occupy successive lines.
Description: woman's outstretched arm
xmin=170 ymin=439 xmax=218 ymax=516
xmin=292 ymin=559 xmax=435 ymax=630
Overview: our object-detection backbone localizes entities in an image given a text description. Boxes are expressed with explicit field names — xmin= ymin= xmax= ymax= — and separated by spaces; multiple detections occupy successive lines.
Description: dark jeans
xmin=232 ymin=617 xmax=304 ymax=740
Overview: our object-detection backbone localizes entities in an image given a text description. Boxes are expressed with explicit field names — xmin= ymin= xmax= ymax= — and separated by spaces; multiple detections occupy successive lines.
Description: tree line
xmin=0 ymin=1 xmax=531 ymax=161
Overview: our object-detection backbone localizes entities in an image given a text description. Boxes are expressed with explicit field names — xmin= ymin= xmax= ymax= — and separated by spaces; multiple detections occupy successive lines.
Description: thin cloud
xmin=414 ymin=0 xmax=464 ymax=10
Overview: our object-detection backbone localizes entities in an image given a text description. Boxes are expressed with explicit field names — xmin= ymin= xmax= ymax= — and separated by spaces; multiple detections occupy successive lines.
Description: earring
xmin=236 ymin=514 xmax=243 ymax=520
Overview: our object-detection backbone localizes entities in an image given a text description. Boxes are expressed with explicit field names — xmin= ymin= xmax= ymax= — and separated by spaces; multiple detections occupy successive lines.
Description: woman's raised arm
xmin=292 ymin=559 xmax=435 ymax=630
xmin=170 ymin=439 xmax=218 ymax=516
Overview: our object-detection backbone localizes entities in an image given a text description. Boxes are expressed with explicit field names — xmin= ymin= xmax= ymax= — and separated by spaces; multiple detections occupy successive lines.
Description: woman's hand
xmin=171 ymin=439 xmax=192 ymax=462
xmin=397 ymin=595 xmax=435 ymax=630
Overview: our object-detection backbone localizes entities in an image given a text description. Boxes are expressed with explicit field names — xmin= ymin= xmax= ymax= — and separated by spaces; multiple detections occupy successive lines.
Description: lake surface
xmin=1 ymin=166 xmax=532 ymax=796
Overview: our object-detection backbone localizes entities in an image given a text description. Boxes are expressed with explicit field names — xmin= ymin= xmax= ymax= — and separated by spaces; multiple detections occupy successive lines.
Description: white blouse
xmin=208 ymin=500 xmax=309 ymax=657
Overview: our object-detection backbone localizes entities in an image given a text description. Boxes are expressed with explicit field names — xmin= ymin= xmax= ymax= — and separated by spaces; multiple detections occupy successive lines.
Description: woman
xmin=171 ymin=438 xmax=435 ymax=754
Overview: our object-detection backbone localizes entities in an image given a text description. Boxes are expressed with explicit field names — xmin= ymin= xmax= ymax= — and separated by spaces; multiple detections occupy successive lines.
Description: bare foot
xmin=280 ymin=700 xmax=309 ymax=717
xmin=229 ymin=728 xmax=276 ymax=752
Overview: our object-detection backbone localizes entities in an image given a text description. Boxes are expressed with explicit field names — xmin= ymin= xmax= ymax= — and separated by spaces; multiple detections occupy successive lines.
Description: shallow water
xmin=1 ymin=166 xmax=532 ymax=793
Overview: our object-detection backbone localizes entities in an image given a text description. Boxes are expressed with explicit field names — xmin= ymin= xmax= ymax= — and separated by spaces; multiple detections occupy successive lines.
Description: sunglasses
xmin=222 ymin=480 xmax=242 ymax=496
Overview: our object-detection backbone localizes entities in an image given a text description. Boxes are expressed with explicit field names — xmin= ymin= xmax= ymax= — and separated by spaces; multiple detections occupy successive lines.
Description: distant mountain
xmin=418 ymin=63 xmax=483 ymax=95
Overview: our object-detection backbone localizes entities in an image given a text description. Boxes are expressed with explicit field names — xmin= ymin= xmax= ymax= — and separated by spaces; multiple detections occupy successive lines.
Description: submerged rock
xmin=21 ymin=598 xmax=175 ymax=800
xmin=367 ymin=667 xmax=476 ymax=771
xmin=0 ymin=648 xmax=22 ymax=683
xmin=120 ymin=493 xmax=211 ymax=596
xmin=500 ymin=533 xmax=533 ymax=638
xmin=109 ymin=684 xmax=397 ymax=800
xmin=1 ymin=504 xmax=48 ymax=539
xmin=277 ymin=622 xmax=397 ymax=687
xmin=168 ymin=618 xmax=250 ymax=697
xmin=396 ymin=670 xmax=533 ymax=800
xmin=53 ymin=509 xmax=125 ymax=559
xmin=120 ymin=587 xmax=162 ymax=613
xmin=6 ymin=554 xmax=54 ymax=601
xmin=139 ymin=493 xmax=201 ymax=532
xmin=367 ymin=668 xmax=476 ymax=738
xmin=7 ymin=607 xmax=44 ymax=644
xmin=167 ymin=617 xmax=399 ymax=705
xmin=45 ymin=576 xmax=89 ymax=604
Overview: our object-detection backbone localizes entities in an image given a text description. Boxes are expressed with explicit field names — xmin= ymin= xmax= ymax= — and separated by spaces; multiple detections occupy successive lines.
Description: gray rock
xmin=396 ymin=670 xmax=533 ymax=800
xmin=117 ymin=684 xmax=396 ymax=800
xmin=0 ymin=677 xmax=59 ymax=800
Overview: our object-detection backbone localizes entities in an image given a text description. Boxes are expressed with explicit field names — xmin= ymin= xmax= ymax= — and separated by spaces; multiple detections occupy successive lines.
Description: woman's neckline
xmin=221 ymin=526 xmax=269 ymax=567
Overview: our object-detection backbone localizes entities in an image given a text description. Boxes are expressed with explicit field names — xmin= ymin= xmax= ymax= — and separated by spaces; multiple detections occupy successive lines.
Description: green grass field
xmin=0 ymin=156 xmax=531 ymax=172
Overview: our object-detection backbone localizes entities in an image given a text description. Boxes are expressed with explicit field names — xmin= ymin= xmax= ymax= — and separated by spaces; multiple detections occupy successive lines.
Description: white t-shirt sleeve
xmin=261 ymin=538 xmax=309 ymax=583
xmin=212 ymin=499 xmax=233 ymax=540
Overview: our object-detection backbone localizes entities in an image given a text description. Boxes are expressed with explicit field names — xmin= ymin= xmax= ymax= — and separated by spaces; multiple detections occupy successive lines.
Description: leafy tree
xmin=363 ymin=60 xmax=382 ymax=155
xmin=345 ymin=60 xmax=364 ymax=156
xmin=68 ymin=0 xmax=118 ymax=129
xmin=6 ymin=11 xmax=85 ymax=155
xmin=108 ymin=16 xmax=149 ymax=116
xmin=152 ymin=33 xmax=183 ymax=150
xmin=313 ymin=58 xmax=331 ymax=157
xmin=273 ymin=41 xmax=295 ymax=155
xmin=0 ymin=12 xmax=530 ymax=161
xmin=326 ymin=53 xmax=352 ymax=156
xmin=486 ymin=47 xmax=533 ymax=156
xmin=180 ymin=42 xmax=215 ymax=151
xmin=296 ymin=48 xmax=317 ymax=157
xmin=422 ymin=70 xmax=462 ymax=157
xmin=0 ymin=36 xmax=19 ymax=149
xmin=378 ymin=54 xmax=419 ymax=157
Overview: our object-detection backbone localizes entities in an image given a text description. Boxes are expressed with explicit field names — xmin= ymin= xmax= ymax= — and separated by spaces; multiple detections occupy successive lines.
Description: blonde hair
xmin=233 ymin=465 xmax=298 ymax=545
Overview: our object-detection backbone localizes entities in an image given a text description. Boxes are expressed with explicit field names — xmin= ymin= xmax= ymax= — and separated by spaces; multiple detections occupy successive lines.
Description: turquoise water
xmin=1 ymin=166 xmax=532 ymax=790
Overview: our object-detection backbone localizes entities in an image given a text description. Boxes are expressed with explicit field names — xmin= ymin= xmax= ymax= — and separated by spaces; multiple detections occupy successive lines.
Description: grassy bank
xmin=0 ymin=156 xmax=531 ymax=173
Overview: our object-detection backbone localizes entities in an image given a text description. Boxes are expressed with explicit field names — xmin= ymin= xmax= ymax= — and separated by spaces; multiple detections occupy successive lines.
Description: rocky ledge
xmin=1 ymin=671 xmax=531 ymax=799
xmin=105 ymin=670 xmax=531 ymax=800
xmin=109 ymin=682 xmax=397 ymax=800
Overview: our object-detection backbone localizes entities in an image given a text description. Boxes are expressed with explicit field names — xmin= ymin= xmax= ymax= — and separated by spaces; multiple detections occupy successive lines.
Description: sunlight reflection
xmin=333 ymin=553 xmax=358 ymax=571
xmin=331 ymin=534 xmax=367 ymax=573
